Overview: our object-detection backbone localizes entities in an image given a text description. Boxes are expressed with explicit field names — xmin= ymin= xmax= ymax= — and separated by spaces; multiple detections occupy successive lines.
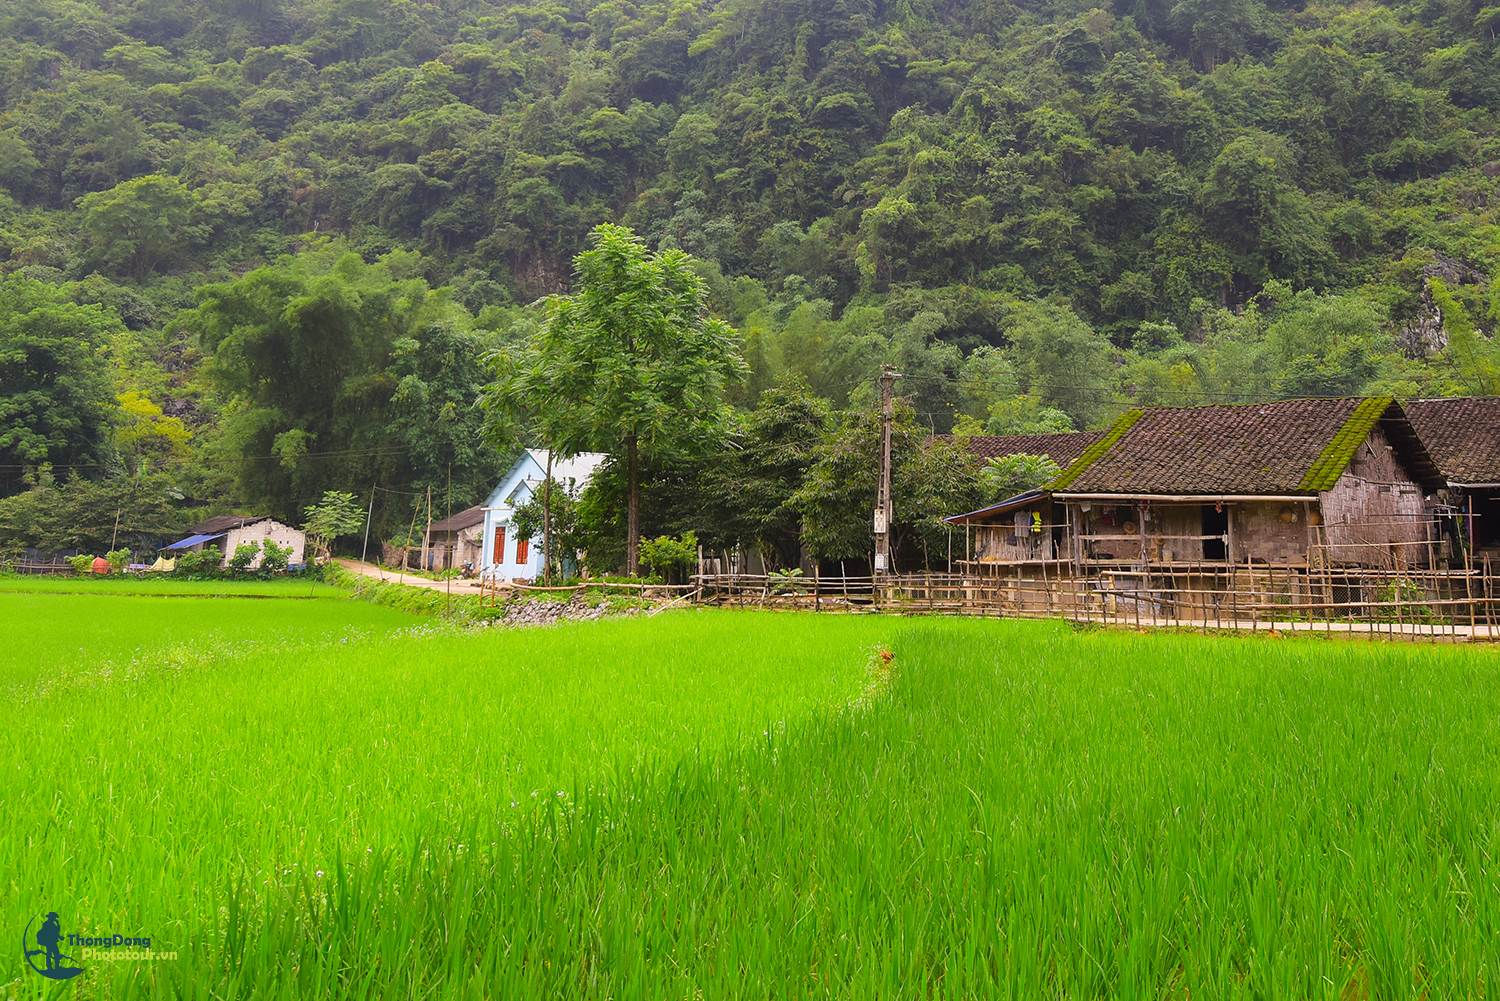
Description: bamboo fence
xmin=691 ymin=553 xmax=1500 ymax=642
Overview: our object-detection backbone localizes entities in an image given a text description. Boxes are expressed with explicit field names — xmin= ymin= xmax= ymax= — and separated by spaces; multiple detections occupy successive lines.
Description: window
xmin=516 ymin=538 xmax=529 ymax=564
xmin=493 ymin=527 xmax=506 ymax=565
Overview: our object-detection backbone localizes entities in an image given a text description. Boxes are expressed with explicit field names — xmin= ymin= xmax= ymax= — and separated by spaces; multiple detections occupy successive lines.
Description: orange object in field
xmin=91 ymin=557 xmax=110 ymax=574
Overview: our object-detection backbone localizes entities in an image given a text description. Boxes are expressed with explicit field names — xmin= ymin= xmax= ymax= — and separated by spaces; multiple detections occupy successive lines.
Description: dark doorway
xmin=1202 ymin=504 xmax=1228 ymax=560
xmin=1479 ymin=494 xmax=1500 ymax=548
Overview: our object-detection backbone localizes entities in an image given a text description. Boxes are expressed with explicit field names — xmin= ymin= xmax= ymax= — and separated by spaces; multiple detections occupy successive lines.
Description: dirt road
xmin=335 ymin=558 xmax=486 ymax=593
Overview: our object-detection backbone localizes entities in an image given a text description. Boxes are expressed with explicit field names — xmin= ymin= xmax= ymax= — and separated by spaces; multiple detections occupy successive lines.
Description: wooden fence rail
xmin=690 ymin=566 xmax=1500 ymax=642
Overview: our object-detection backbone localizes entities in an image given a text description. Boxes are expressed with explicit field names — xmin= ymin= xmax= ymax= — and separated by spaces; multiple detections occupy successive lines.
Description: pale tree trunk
xmin=542 ymin=448 xmax=553 ymax=585
xmin=626 ymin=433 xmax=640 ymax=577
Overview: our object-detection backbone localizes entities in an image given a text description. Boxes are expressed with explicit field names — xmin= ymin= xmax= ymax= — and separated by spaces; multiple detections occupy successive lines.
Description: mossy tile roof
xmin=1403 ymin=397 xmax=1500 ymax=484
xmin=1051 ymin=398 xmax=1438 ymax=495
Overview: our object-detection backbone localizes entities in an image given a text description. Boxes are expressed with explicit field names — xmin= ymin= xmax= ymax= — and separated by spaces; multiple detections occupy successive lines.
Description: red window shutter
xmin=516 ymin=538 xmax=529 ymax=564
xmin=494 ymin=527 xmax=506 ymax=564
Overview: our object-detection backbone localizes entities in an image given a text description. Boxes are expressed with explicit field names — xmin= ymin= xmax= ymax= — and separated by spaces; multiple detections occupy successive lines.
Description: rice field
xmin=3 ymin=582 xmax=1498 ymax=998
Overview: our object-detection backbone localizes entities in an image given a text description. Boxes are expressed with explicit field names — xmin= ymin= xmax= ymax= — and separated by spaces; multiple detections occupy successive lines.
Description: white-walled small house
xmin=481 ymin=449 xmax=607 ymax=581
xmin=164 ymin=515 xmax=307 ymax=568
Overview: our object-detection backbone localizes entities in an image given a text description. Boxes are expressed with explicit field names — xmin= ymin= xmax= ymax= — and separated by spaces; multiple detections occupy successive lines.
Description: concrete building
xmin=164 ymin=515 xmax=307 ymax=568
xmin=420 ymin=504 xmax=485 ymax=572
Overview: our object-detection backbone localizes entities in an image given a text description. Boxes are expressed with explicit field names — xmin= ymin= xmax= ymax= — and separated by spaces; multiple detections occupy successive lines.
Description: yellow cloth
xmin=149 ymin=556 xmax=175 ymax=572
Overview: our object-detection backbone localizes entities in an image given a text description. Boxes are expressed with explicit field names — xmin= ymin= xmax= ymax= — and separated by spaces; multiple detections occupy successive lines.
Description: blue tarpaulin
xmin=162 ymin=533 xmax=226 ymax=550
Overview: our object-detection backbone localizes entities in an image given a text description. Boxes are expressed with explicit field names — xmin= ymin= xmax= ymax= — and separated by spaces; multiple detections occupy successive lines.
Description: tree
xmin=0 ymin=275 xmax=121 ymax=497
xmin=793 ymin=401 xmax=983 ymax=570
xmin=510 ymin=476 xmax=585 ymax=579
xmin=0 ymin=468 xmax=185 ymax=556
xmin=980 ymin=454 xmax=1062 ymax=502
xmin=77 ymin=174 xmax=207 ymax=279
xmin=1008 ymin=300 xmax=1114 ymax=429
xmin=697 ymin=375 xmax=831 ymax=569
xmin=483 ymin=315 xmax=581 ymax=584
xmin=304 ymin=489 xmax=366 ymax=560
xmin=507 ymin=223 xmax=744 ymax=575
xmin=196 ymin=247 xmax=500 ymax=530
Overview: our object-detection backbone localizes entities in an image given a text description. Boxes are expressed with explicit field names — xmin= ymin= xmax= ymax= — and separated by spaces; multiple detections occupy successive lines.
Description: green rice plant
xmin=3 ymin=608 xmax=1498 ymax=999
xmin=0 ymin=589 xmax=415 ymax=690
xmin=0 ymin=576 xmax=341 ymax=598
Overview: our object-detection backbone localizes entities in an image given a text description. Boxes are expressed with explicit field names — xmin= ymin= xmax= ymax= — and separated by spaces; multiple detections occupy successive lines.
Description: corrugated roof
xmin=945 ymin=490 xmax=1050 ymax=525
xmin=1403 ymin=397 xmax=1500 ymax=484
xmin=426 ymin=504 xmax=484 ymax=533
xmin=163 ymin=532 xmax=226 ymax=549
xmin=525 ymin=449 xmax=608 ymax=485
xmin=1051 ymin=398 xmax=1443 ymax=495
xmin=186 ymin=514 xmax=271 ymax=535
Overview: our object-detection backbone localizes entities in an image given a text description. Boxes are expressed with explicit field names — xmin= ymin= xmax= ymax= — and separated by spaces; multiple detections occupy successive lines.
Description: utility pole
xmin=874 ymin=366 xmax=898 ymax=582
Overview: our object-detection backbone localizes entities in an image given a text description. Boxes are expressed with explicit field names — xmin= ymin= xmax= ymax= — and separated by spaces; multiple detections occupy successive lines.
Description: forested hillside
xmin=4 ymin=0 xmax=1500 ymax=554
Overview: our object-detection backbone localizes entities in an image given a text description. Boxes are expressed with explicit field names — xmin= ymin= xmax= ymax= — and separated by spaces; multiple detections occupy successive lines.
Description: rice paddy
xmin=3 ymin=580 xmax=1498 ymax=998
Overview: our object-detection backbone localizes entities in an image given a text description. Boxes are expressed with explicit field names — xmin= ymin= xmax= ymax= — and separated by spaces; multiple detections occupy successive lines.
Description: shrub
xmin=172 ymin=549 xmax=223 ymax=577
xmin=228 ymin=541 xmax=262 ymax=573
xmin=260 ymin=540 xmax=291 ymax=574
xmin=106 ymin=548 xmax=133 ymax=573
xmin=66 ymin=554 xmax=97 ymax=574
xmin=640 ymin=532 xmax=698 ymax=583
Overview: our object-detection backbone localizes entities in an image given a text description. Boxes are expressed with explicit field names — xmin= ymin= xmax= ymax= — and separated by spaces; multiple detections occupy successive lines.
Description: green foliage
xmin=981 ymin=454 xmax=1063 ymax=502
xmin=0 ymin=469 xmax=185 ymax=554
xmin=792 ymin=402 xmax=983 ymax=568
xmin=698 ymin=376 xmax=831 ymax=568
xmin=171 ymin=548 xmax=225 ymax=577
xmin=77 ymin=174 xmax=208 ymax=279
xmin=304 ymin=489 xmax=366 ymax=558
xmin=1007 ymin=301 xmax=1115 ymax=429
xmin=1433 ymin=278 xmax=1500 ymax=395
xmin=639 ymin=531 xmax=698 ymax=578
xmin=4 ymin=0 xmax=1500 ymax=555
xmin=260 ymin=539 xmax=291 ymax=573
xmin=0 ymin=275 xmax=121 ymax=496
xmin=502 ymin=223 xmax=744 ymax=574
xmin=227 ymin=539 xmax=261 ymax=573
xmin=65 ymin=553 xmax=96 ymax=574
xmin=195 ymin=249 xmax=503 ymax=529
xmin=510 ymin=477 xmax=584 ymax=577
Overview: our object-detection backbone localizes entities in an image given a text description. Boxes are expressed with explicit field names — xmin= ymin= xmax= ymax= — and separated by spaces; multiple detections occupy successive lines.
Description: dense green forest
xmin=5 ymin=0 xmax=1500 ymax=560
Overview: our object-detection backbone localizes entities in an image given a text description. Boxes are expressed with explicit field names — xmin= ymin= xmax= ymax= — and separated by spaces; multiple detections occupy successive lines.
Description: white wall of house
xmin=480 ymin=449 xmax=605 ymax=580
xmin=221 ymin=520 xmax=306 ymax=568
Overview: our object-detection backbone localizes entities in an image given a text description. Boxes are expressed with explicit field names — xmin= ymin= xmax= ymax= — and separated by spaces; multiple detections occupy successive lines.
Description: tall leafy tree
xmin=697 ymin=375 xmax=831 ymax=569
xmin=0 ymin=274 xmax=120 ymax=497
xmin=504 ymin=223 xmax=744 ymax=575
xmin=793 ymin=400 xmax=982 ymax=570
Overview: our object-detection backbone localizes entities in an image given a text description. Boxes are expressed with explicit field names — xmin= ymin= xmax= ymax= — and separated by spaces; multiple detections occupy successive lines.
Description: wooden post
xmin=873 ymin=367 xmax=897 ymax=583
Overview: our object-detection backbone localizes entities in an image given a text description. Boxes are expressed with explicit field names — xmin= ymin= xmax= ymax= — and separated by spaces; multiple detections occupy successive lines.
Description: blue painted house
xmin=481 ymin=449 xmax=607 ymax=580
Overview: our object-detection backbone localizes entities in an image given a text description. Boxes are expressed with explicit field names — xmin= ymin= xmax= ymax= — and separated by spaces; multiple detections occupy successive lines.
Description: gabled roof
xmin=426 ymin=504 xmax=484 ymax=533
xmin=1049 ymin=398 xmax=1443 ymax=496
xmin=186 ymin=514 xmax=272 ymax=535
xmin=952 ymin=432 xmax=1104 ymax=467
xmin=530 ymin=448 xmax=608 ymax=486
xmin=484 ymin=449 xmax=609 ymax=511
xmin=1402 ymin=397 xmax=1500 ymax=485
